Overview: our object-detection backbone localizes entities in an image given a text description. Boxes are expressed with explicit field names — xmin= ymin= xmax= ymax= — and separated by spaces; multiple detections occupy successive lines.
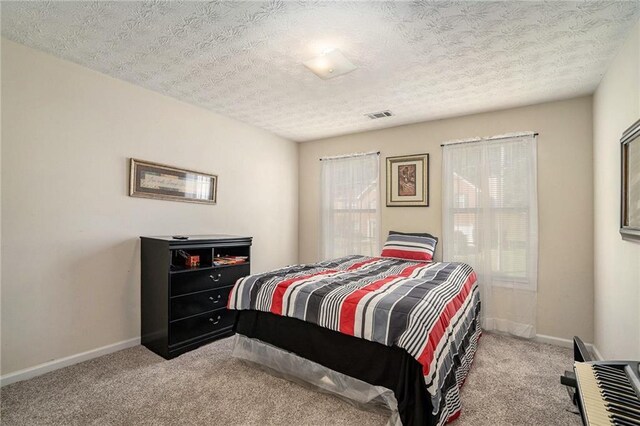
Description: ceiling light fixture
xmin=303 ymin=49 xmax=356 ymax=80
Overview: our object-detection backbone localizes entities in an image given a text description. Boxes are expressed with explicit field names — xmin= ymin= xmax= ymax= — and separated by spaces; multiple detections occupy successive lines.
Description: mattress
xmin=228 ymin=255 xmax=481 ymax=425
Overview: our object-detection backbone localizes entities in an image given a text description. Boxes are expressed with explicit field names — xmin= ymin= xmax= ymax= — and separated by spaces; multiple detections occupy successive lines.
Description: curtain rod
xmin=441 ymin=132 xmax=538 ymax=147
xmin=319 ymin=151 xmax=380 ymax=161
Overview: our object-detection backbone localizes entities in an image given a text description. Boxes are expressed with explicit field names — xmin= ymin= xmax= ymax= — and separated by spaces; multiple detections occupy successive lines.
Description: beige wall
xmin=0 ymin=40 xmax=299 ymax=375
xmin=299 ymin=96 xmax=594 ymax=342
xmin=0 ymin=34 xmax=3 ymax=377
xmin=593 ymin=20 xmax=640 ymax=360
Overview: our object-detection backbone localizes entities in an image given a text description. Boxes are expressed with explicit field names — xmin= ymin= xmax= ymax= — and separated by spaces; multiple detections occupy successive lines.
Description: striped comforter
xmin=228 ymin=255 xmax=481 ymax=425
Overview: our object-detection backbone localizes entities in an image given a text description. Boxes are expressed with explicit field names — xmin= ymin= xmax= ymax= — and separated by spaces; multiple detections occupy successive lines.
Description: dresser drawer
xmin=169 ymin=308 xmax=235 ymax=345
xmin=170 ymin=264 xmax=249 ymax=297
xmin=170 ymin=287 xmax=232 ymax=321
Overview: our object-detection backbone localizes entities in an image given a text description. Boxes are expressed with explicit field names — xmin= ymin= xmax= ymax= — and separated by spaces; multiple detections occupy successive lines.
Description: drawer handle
xmin=209 ymin=316 xmax=221 ymax=325
xmin=209 ymin=294 xmax=222 ymax=304
xmin=209 ymin=273 xmax=222 ymax=282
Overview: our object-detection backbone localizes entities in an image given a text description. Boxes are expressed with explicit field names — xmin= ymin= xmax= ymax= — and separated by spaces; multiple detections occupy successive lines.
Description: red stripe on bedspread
xmin=338 ymin=263 xmax=424 ymax=335
xmin=447 ymin=409 xmax=462 ymax=423
xmin=270 ymin=270 xmax=337 ymax=315
xmin=346 ymin=257 xmax=381 ymax=271
xmin=417 ymin=271 xmax=477 ymax=376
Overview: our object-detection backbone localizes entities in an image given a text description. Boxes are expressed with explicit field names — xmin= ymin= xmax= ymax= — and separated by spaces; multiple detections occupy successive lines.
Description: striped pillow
xmin=380 ymin=233 xmax=437 ymax=261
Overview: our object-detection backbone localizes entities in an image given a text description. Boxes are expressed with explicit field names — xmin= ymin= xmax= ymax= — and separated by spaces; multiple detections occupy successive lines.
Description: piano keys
xmin=573 ymin=361 xmax=640 ymax=426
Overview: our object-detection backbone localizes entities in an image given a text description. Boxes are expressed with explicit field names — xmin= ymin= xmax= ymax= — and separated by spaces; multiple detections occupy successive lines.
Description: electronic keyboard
xmin=573 ymin=361 xmax=640 ymax=426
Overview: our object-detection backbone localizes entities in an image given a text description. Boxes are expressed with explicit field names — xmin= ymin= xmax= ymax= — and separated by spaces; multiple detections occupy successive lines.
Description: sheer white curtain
xmin=442 ymin=133 xmax=538 ymax=338
xmin=320 ymin=153 xmax=380 ymax=260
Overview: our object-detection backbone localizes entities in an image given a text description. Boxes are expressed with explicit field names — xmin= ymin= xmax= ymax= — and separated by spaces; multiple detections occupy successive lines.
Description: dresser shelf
xmin=170 ymin=261 xmax=250 ymax=274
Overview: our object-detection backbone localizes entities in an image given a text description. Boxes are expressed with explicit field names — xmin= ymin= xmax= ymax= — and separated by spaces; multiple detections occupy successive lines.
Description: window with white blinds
xmin=320 ymin=153 xmax=380 ymax=260
xmin=443 ymin=133 xmax=538 ymax=338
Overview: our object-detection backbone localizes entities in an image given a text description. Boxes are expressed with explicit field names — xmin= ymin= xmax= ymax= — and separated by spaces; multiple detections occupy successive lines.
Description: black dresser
xmin=140 ymin=234 xmax=252 ymax=359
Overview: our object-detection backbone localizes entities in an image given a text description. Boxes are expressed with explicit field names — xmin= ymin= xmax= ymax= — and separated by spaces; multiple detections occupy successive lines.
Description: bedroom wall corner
xmin=593 ymin=19 xmax=640 ymax=361
xmin=0 ymin=39 xmax=299 ymax=377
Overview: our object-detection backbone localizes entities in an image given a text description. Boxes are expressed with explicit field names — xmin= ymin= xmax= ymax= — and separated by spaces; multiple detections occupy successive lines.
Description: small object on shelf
xmin=172 ymin=235 xmax=189 ymax=240
xmin=213 ymin=255 xmax=248 ymax=266
xmin=176 ymin=249 xmax=200 ymax=268
xmin=186 ymin=255 xmax=200 ymax=268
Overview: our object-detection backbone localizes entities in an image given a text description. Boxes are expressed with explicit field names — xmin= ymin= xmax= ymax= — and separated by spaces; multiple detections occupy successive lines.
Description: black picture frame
xmin=620 ymin=118 xmax=640 ymax=241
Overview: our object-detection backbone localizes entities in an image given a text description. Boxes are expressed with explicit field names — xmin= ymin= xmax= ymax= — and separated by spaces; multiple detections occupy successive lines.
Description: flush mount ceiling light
xmin=303 ymin=49 xmax=357 ymax=80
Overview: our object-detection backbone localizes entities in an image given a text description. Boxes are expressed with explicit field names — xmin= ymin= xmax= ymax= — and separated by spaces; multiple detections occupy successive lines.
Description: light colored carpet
xmin=0 ymin=332 xmax=581 ymax=425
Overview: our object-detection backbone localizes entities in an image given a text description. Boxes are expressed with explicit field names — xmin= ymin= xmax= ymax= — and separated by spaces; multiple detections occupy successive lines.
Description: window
xmin=443 ymin=133 xmax=538 ymax=338
xmin=320 ymin=153 xmax=380 ymax=260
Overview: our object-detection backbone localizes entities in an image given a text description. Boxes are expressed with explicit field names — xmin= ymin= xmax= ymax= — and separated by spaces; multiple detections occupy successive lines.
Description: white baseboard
xmin=534 ymin=334 xmax=600 ymax=360
xmin=0 ymin=337 xmax=141 ymax=387
xmin=534 ymin=333 xmax=574 ymax=348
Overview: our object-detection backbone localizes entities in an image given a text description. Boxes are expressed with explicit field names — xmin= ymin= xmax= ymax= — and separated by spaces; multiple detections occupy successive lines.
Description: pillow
xmin=389 ymin=230 xmax=439 ymax=243
xmin=381 ymin=232 xmax=437 ymax=261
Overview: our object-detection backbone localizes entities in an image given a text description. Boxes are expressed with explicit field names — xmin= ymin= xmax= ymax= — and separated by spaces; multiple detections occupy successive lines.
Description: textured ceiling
xmin=2 ymin=1 xmax=639 ymax=142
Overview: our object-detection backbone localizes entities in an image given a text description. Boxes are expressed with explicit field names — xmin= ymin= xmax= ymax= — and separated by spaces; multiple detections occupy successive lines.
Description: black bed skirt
xmin=234 ymin=310 xmax=433 ymax=426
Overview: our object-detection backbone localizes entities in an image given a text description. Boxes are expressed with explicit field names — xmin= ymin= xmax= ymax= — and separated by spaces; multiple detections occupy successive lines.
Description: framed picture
xmin=386 ymin=153 xmax=429 ymax=207
xmin=621 ymin=118 xmax=640 ymax=241
xmin=129 ymin=158 xmax=217 ymax=204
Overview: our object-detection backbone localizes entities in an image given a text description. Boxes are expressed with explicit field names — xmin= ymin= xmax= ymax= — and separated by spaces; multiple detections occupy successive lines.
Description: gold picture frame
xmin=129 ymin=158 xmax=217 ymax=204
xmin=621 ymin=119 xmax=640 ymax=241
xmin=386 ymin=153 xmax=429 ymax=207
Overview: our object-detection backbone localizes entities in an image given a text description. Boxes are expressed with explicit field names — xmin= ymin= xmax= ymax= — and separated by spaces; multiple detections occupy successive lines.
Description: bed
xmin=228 ymin=254 xmax=481 ymax=426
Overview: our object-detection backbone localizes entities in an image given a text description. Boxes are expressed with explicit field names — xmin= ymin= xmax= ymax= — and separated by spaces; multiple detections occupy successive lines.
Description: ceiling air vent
xmin=365 ymin=110 xmax=393 ymax=120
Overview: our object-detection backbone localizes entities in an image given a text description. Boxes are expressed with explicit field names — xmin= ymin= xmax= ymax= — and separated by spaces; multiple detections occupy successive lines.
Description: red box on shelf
xmin=185 ymin=255 xmax=200 ymax=268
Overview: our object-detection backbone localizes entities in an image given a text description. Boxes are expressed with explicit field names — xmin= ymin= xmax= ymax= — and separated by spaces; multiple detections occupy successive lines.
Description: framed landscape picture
xmin=386 ymin=153 xmax=429 ymax=207
xmin=129 ymin=158 xmax=217 ymax=204
xmin=621 ymin=119 xmax=640 ymax=241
